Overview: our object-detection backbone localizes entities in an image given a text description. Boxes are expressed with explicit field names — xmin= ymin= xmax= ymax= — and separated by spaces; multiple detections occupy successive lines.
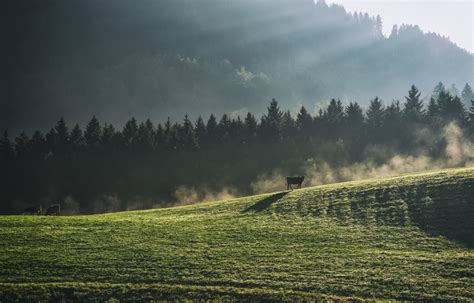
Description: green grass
xmin=1 ymin=167 xmax=473 ymax=302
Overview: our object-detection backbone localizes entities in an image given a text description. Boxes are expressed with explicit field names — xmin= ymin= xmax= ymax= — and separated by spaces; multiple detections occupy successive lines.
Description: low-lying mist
xmin=251 ymin=122 xmax=474 ymax=193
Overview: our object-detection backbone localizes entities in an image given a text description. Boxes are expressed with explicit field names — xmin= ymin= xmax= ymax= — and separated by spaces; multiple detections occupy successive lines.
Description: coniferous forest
xmin=1 ymin=83 xmax=474 ymax=214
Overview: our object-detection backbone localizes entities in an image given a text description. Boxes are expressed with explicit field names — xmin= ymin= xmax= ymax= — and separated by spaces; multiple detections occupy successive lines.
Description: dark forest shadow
xmin=243 ymin=192 xmax=289 ymax=213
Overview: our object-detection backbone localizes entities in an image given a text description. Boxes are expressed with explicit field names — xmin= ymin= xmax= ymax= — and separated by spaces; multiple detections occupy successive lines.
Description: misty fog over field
xmin=3 ymin=0 xmax=473 ymax=133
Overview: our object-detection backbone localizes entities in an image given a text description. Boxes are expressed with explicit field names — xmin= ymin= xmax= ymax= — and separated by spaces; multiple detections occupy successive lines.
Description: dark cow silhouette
xmin=22 ymin=205 xmax=42 ymax=215
xmin=45 ymin=204 xmax=61 ymax=216
xmin=286 ymin=176 xmax=305 ymax=190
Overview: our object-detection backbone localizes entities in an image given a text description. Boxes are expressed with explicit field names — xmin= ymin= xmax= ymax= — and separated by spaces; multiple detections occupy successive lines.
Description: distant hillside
xmin=4 ymin=0 xmax=473 ymax=132
xmin=0 ymin=167 xmax=473 ymax=301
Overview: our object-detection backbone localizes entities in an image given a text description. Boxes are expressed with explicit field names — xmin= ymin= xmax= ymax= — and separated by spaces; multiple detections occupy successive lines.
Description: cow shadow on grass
xmin=243 ymin=191 xmax=289 ymax=213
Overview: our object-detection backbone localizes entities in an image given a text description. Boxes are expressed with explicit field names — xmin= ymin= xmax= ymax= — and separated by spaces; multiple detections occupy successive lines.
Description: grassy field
xmin=0 ymin=168 xmax=473 ymax=302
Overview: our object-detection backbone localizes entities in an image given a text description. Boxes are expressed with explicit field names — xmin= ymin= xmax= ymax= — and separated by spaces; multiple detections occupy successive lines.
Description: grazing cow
xmin=286 ymin=176 xmax=305 ymax=190
xmin=22 ymin=205 xmax=42 ymax=215
xmin=45 ymin=204 xmax=61 ymax=216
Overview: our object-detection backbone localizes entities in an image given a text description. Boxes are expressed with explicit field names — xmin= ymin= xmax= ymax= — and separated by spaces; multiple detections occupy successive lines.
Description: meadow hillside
xmin=0 ymin=168 xmax=473 ymax=301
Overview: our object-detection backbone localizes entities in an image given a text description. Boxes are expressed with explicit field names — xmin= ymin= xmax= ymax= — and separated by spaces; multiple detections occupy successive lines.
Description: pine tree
xmin=366 ymin=97 xmax=385 ymax=141
xmin=0 ymin=131 xmax=15 ymax=160
xmin=70 ymin=124 xmax=85 ymax=150
xmin=154 ymin=124 xmax=165 ymax=149
xmin=122 ymin=117 xmax=138 ymax=148
xmin=281 ymin=110 xmax=296 ymax=140
xmin=469 ymin=99 xmax=474 ymax=132
xmin=461 ymin=83 xmax=473 ymax=108
xmin=218 ymin=114 xmax=231 ymax=144
xmin=15 ymin=132 xmax=30 ymax=158
xmin=260 ymin=98 xmax=283 ymax=142
xmin=296 ymin=106 xmax=312 ymax=134
xmin=244 ymin=112 xmax=257 ymax=145
xmin=180 ymin=115 xmax=197 ymax=150
xmin=101 ymin=123 xmax=117 ymax=151
xmin=389 ymin=24 xmax=398 ymax=39
xmin=438 ymin=92 xmax=466 ymax=123
xmin=54 ymin=117 xmax=70 ymax=153
xmin=194 ymin=116 xmax=207 ymax=148
xmin=137 ymin=119 xmax=156 ymax=152
xmin=344 ymin=102 xmax=364 ymax=127
xmin=375 ymin=15 xmax=383 ymax=36
xmin=206 ymin=114 xmax=219 ymax=146
xmin=229 ymin=117 xmax=245 ymax=145
xmin=384 ymin=101 xmax=403 ymax=139
xmin=84 ymin=116 xmax=102 ymax=149
xmin=403 ymin=85 xmax=424 ymax=123
xmin=29 ymin=131 xmax=48 ymax=159
xmin=432 ymin=82 xmax=445 ymax=99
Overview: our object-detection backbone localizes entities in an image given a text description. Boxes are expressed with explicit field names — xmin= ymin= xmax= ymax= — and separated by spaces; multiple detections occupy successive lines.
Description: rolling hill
xmin=0 ymin=167 xmax=473 ymax=301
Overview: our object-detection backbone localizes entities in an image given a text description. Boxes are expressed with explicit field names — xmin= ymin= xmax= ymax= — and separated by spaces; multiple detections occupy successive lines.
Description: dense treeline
xmin=1 ymin=83 xmax=474 ymax=214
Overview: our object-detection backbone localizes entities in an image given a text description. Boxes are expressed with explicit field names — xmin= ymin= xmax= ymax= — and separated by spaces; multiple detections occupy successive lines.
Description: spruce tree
xmin=366 ymin=97 xmax=385 ymax=141
xmin=281 ymin=110 xmax=296 ymax=140
xmin=0 ymin=131 xmax=15 ymax=160
xmin=101 ymin=123 xmax=117 ymax=151
xmin=85 ymin=116 xmax=102 ymax=149
xmin=403 ymin=85 xmax=424 ymax=123
xmin=122 ymin=117 xmax=138 ymax=148
xmin=194 ymin=117 xmax=207 ymax=148
xmin=218 ymin=114 xmax=231 ymax=144
xmin=344 ymin=102 xmax=364 ymax=127
xmin=260 ymin=98 xmax=283 ymax=142
xmin=432 ymin=82 xmax=445 ymax=99
xmin=461 ymin=83 xmax=473 ymax=108
xmin=30 ymin=131 xmax=48 ymax=159
xmin=54 ymin=117 xmax=70 ymax=153
xmin=180 ymin=115 xmax=197 ymax=150
xmin=137 ymin=119 xmax=156 ymax=152
xmin=296 ymin=106 xmax=312 ymax=134
xmin=15 ymin=132 xmax=30 ymax=158
xmin=244 ymin=112 xmax=257 ymax=145
xmin=206 ymin=114 xmax=219 ymax=146
xmin=70 ymin=124 xmax=85 ymax=150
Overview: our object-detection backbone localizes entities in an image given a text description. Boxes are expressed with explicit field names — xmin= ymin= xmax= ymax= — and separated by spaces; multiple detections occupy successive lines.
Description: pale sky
xmin=326 ymin=0 xmax=474 ymax=53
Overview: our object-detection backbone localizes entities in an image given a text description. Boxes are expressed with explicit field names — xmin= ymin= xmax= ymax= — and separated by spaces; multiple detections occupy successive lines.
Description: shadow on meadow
xmin=243 ymin=192 xmax=289 ymax=213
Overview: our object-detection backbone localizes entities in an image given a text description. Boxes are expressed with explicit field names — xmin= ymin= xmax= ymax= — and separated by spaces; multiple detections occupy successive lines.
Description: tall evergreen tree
xmin=137 ymin=119 xmax=156 ymax=152
xmin=438 ymin=92 xmax=466 ymax=123
xmin=0 ymin=131 xmax=15 ymax=160
xmin=385 ymin=101 xmax=403 ymax=140
xmin=206 ymin=114 xmax=219 ymax=146
xmin=122 ymin=117 xmax=138 ymax=148
xmin=54 ymin=117 xmax=70 ymax=153
xmin=260 ymin=98 xmax=283 ymax=142
xmin=344 ymin=102 xmax=364 ymax=128
xmin=296 ymin=106 xmax=312 ymax=134
xmin=243 ymin=112 xmax=257 ymax=145
xmin=15 ymin=132 xmax=30 ymax=158
xmin=218 ymin=114 xmax=231 ymax=144
xmin=366 ymin=97 xmax=385 ymax=141
xmin=180 ymin=115 xmax=197 ymax=150
xmin=194 ymin=117 xmax=207 ymax=148
xmin=432 ymin=82 xmax=446 ymax=99
xmin=70 ymin=124 xmax=85 ymax=150
xmin=281 ymin=110 xmax=296 ymax=140
xmin=84 ymin=116 xmax=102 ymax=150
xmin=403 ymin=85 xmax=424 ymax=123
xmin=461 ymin=83 xmax=473 ymax=108
xmin=101 ymin=123 xmax=118 ymax=151
xmin=29 ymin=131 xmax=48 ymax=159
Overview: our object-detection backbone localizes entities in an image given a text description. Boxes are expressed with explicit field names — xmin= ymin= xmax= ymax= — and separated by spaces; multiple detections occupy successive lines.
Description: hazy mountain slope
xmin=3 ymin=0 xmax=473 ymax=132
xmin=0 ymin=167 xmax=473 ymax=301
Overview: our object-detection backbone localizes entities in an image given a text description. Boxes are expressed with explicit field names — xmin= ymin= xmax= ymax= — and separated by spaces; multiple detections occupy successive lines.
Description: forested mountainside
xmin=4 ymin=0 xmax=473 ymax=132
